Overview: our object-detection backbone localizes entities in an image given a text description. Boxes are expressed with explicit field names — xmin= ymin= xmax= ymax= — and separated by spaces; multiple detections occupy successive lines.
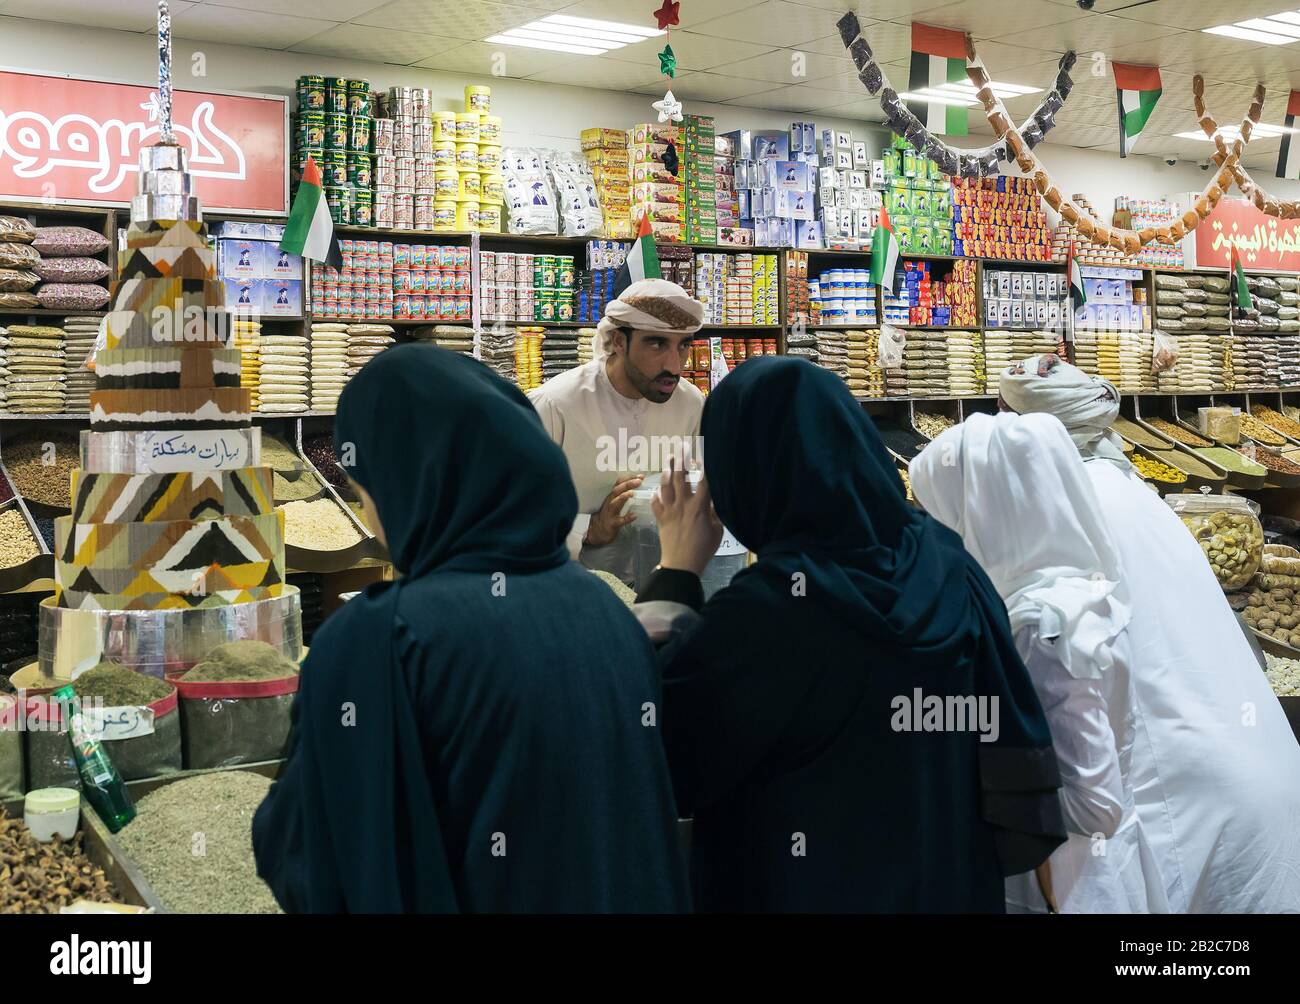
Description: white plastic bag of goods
xmin=1152 ymin=328 xmax=1180 ymax=375
xmin=549 ymin=153 xmax=604 ymax=237
xmin=502 ymin=148 xmax=558 ymax=235
xmin=878 ymin=323 xmax=906 ymax=369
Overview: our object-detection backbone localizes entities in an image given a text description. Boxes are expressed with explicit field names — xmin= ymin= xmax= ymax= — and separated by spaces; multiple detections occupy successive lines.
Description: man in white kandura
xmin=530 ymin=278 xmax=706 ymax=585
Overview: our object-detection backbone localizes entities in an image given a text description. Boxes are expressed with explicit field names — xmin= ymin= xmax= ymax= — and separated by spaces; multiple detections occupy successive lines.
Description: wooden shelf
xmin=335 ymin=225 xmax=473 ymax=241
xmin=0 ymin=309 xmax=106 ymax=318
xmin=311 ymin=316 xmax=448 ymax=326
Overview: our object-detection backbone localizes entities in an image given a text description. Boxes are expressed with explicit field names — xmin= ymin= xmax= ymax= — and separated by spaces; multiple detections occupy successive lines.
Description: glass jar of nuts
xmin=1165 ymin=491 xmax=1263 ymax=592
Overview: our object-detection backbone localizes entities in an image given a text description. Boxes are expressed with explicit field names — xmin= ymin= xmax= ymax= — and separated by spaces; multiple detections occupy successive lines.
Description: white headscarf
xmin=909 ymin=411 xmax=1130 ymax=678
xmin=998 ymin=353 xmax=1132 ymax=471
xmin=591 ymin=278 xmax=705 ymax=362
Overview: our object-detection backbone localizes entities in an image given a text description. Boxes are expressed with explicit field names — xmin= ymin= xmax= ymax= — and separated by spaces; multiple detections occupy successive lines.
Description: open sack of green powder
xmin=23 ymin=663 xmax=182 ymax=790
xmin=0 ymin=693 xmax=22 ymax=800
xmin=175 ymin=641 xmax=299 ymax=770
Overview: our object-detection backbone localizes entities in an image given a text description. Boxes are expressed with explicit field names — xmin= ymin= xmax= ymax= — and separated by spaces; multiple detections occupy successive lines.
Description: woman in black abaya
xmin=253 ymin=344 xmax=690 ymax=913
xmin=639 ymin=356 xmax=1065 ymax=912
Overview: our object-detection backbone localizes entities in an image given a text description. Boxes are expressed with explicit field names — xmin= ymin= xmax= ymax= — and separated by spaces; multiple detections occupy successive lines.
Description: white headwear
xmin=591 ymin=278 xmax=705 ymax=362
xmin=909 ymin=411 xmax=1130 ymax=678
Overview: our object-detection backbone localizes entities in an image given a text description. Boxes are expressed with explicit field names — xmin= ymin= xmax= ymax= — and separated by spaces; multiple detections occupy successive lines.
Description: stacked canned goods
xmin=293 ymin=76 xmax=377 ymax=226
xmin=373 ymin=87 xmax=434 ymax=230
xmin=309 ymin=239 xmax=472 ymax=322
xmin=479 ymin=250 xmax=576 ymax=323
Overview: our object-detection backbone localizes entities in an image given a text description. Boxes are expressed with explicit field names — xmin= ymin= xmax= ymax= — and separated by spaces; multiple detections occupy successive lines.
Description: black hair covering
xmin=254 ymin=345 xmax=687 ymax=912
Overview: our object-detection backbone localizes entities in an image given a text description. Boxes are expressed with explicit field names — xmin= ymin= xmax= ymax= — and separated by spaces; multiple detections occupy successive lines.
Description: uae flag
xmin=1231 ymin=245 xmax=1253 ymax=313
xmin=611 ymin=212 xmax=662 ymax=297
xmin=1067 ymin=243 xmax=1087 ymax=318
xmin=1277 ymin=90 xmax=1300 ymax=180
xmin=281 ymin=156 xmax=341 ymax=269
xmin=871 ymin=205 xmax=901 ymax=294
xmin=908 ymin=23 xmax=969 ymax=137
xmin=1113 ymin=62 xmax=1162 ymax=158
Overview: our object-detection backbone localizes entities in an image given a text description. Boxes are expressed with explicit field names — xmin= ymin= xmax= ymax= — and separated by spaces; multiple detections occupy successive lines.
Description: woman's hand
xmin=652 ymin=456 xmax=723 ymax=576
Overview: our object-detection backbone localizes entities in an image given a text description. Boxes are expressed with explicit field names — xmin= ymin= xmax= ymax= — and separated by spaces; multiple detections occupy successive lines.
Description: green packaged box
xmin=914 ymin=190 xmax=933 ymax=218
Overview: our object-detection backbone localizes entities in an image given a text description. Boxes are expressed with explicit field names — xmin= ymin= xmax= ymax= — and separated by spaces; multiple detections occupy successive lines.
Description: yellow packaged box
xmin=632 ymin=123 xmax=680 ymax=145
xmin=586 ymin=147 xmax=630 ymax=169
xmin=581 ymin=127 xmax=629 ymax=150
xmin=633 ymin=182 xmax=683 ymax=204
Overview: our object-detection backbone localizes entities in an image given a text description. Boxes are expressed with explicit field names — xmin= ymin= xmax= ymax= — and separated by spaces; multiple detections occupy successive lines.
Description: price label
xmin=84 ymin=706 xmax=156 ymax=741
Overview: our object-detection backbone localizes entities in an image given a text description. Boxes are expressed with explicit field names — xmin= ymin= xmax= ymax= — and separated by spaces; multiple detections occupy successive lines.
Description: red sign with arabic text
xmin=0 ymin=69 xmax=287 ymax=214
xmin=1195 ymin=196 xmax=1300 ymax=273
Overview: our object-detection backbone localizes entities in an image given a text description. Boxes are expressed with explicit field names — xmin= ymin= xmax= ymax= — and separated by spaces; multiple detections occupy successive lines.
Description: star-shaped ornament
xmin=653 ymin=0 xmax=680 ymax=30
xmin=652 ymin=89 xmax=683 ymax=123
xmin=659 ymin=44 xmax=677 ymax=78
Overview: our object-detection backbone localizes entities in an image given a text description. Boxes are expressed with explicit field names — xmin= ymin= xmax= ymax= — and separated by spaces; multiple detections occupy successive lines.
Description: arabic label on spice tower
xmin=0 ymin=69 xmax=287 ymax=214
xmin=1195 ymin=196 xmax=1300 ymax=273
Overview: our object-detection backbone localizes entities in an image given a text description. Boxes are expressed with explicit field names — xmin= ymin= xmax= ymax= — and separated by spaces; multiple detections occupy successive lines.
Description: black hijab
xmin=698 ymin=356 xmax=1065 ymax=875
xmin=254 ymin=345 xmax=579 ymax=911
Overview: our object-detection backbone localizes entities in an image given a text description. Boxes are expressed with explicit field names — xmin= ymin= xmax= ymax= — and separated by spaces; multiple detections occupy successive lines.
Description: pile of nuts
xmin=0 ymin=809 xmax=119 ymax=913
xmin=913 ymin=412 xmax=955 ymax=440
xmin=1176 ymin=504 xmax=1264 ymax=590
xmin=1250 ymin=405 xmax=1300 ymax=440
xmin=1131 ymin=454 xmax=1187 ymax=484
xmin=1240 ymin=414 xmax=1288 ymax=446
xmin=1239 ymin=447 xmax=1300 ymax=475
xmin=1243 ymin=584 xmax=1300 ymax=649
xmin=1147 ymin=417 xmax=1211 ymax=447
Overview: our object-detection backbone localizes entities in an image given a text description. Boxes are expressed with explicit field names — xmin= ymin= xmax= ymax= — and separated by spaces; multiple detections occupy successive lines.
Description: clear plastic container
xmin=1165 ymin=491 xmax=1263 ymax=591
xmin=23 ymin=786 xmax=80 ymax=842
xmin=626 ymin=472 xmax=748 ymax=600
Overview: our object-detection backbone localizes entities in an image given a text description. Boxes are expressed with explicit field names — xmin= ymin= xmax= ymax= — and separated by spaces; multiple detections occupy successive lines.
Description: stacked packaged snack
xmin=310 ymin=240 xmax=471 ymax=322
xmin=695 ymin=253 xmax=778 ymax=325
xmin=984 ymin=267 xmax=1065 ymax=330
xmin=882 ymin=143 xmax=953 ymax=256
xmin=582 ymin=128 xmax=632 ymax=240
xmin=631 ymin=123 xmax=684 ymax=244
xmin=816 ymin=131 xmax=879 ymax=253
xmin=785 ymin=251 xmax=811 ymax=325
xmin=951 ymin=175 xmax=1049 ymax=261
xmin=479 ymin=250 xmax=576 ymax=323
xmin=846 ymin=329 xmax=883 ymax=398
xmin=714 ymin=134 xmax=751 ymax=247
xmin=1115 ymin=196 xmax=1183 ymax=268
xmin=883 ymin=260 xmax=975 ymax=327
xmin=685 ymin=115 xmax=718 ymax=245
xmin=1051 ymin=194 xmax=1130 ymax=266
xmin=575 ymin=241 xmax=629 ymax=323
xmin=514 ymin=327 xmax=544 ymax=391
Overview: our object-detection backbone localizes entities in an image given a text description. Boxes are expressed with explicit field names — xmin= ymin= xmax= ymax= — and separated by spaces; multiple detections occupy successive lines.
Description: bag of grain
xmin=176 ymin=641 xmax=299 ymax=769
xmin=0 ymin=693 xmax=22 ymax=799
xmin=23 ymin=665 xmax=182 ymax=789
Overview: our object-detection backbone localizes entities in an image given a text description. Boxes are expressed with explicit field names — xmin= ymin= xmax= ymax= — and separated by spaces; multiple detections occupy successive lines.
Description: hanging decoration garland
xmin=652 ymin=0 xmax=683 ymax=119
xmin=1191 ymin=77 xmax=1300 ymax=219
xmin=659 ymin=44 xmax=677 ymax=78
xmin=835 ymin=12 xmax=1077 ymax=178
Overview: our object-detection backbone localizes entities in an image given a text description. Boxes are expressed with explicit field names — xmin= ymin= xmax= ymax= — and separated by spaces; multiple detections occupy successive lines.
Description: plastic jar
xmin=24 ymin=787 xmax=80 ymax=842
xmin=1165 ymin=491 xmax=1263 ymax=591
xmin=432 ymin=111 xmax=457 ymax=144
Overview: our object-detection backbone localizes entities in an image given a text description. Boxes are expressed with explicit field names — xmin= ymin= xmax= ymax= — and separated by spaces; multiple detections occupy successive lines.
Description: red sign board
xmin=1195 ymin=196 xmax=1300 ymax=273
xmin=0 ymin=69 xmax=287 ymax=215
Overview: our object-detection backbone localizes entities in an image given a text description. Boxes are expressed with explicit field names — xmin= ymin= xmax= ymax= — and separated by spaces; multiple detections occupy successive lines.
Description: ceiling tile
xmin=599 ymin=31 xmax=776 ymax=71
xmin=731 ymin=82 xmax=871 ymax=112
xmin=966 ymin=39 xmax=1061 ymax=71
xmin=355 ymin=0 xmax=562 ymax=38
xmin=854 ymin=0 xmax=969 ymax=19
xmin=290 ymin=22 xmax=464 ymax=63
xmin=815 ymin=96 xmax=888 ymax=120
xmin=0 ymin=0 xmax=198 ymax=32
xmin=527 ymin=54 xmax=671 ymax=89
xmin=811 ymin=20 xmax=912 ymax=63
xmin=708 ymin=47 xmax=850 ymax=85
xmin=628 ymin=70 xmax=783 ymax=102
xmin=688 ymin=0 xmax=843 ymax=47
xmin=416 ymin=40 xmax=573 ymax=76
xmin=203 ymin=0 xmax=387 ymax=19
xmin=170 ymin=5 xmax=337 ymax=48
xmin=992 ymin=11 xmax=1182 ymax=54
xmin=1104 ymin=0 xmax=1297 ymax=31
xmin=912 ymin=0 xmax=1086 ymax=36
xmin=553 ymin=0 xmax=756 ymax=29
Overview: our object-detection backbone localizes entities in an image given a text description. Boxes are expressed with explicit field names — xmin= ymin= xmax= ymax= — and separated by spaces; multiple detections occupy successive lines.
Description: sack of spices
xmin=23 ymin=664 xmax=181 ymax=790
xmin=176 ymin=641 xmax=299 ymax=769
xmin=0 ymin=693 xmax=22 ymax=800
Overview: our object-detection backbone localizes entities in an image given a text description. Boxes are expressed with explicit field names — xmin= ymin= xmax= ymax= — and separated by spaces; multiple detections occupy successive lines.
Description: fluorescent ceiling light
xmin=484 ymin=34 xmax=606 ymax=55
xmin=898 ymin=90 xmax=977 ymax=107
xmin=485 ymin=14 xmax=663 ymax=54
xmin=937 ymin=80 xmax=1041 ymax=96
xmin=1239 ymin=17 xmax=1300 ymax=38
xmin=1202 ymin=23 xmax=1297 ymax=44
xmin=1266 ymin=10 xmax=1300 ymax=25
xmin=1173 ymin=123 xmax=1297 ymax=140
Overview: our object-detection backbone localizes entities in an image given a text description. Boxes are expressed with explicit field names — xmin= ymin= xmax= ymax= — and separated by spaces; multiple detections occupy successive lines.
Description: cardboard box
xmin=753 ymin=131 xmax=789 ymax=160
xmin=218 ymin=237 xmax=263 ymax=278
xmin=581 ymin=127 xmax=628 ymax=150
xmin=223 ymin=276 xmax=262 ymax=312
xmin=632 ymin=123 xmax=680 ymax=145
xmin=263 ymin=278 xmax=303 ymax=315
xmin=633 ymin=182 xmax=684 ymax=204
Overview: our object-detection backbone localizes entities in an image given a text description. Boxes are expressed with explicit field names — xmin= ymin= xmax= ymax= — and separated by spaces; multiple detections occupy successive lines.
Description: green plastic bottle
xmin=52 ymin=685 xmax=136 ymax=833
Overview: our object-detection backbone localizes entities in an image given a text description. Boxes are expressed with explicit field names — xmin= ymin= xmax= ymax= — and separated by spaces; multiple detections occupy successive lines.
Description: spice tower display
xmin=36 ymin=0 xmax=302 ymax=680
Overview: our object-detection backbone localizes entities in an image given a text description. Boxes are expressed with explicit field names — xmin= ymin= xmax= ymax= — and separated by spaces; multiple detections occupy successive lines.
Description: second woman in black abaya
xmin=640 ymin=356 xmax=1065 ymax=912
xmin=253 ymin=344 xmax=690 ymax=913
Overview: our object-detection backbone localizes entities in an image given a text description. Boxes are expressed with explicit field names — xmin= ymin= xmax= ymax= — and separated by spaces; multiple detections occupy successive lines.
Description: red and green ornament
xmin=659 ymin=44 xmax=676 ymax=78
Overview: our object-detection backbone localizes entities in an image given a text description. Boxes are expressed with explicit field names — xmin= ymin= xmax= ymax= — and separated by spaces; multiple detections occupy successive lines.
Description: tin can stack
xmin=374 ymin=86 xmax=433 ymax=231
xmin=575 ymin=241 xmax=630 ymax=323
xmin=694 ymin=252 xmax=778 ymax=325
xmin=479 ymin=250 xmax=576 ymax=323
xmin=310 ymin=239 xmax=471 ymax=322
xmin=293 ymin=75 xmax=376 ymax=228
xmin=426 ymin=85 xmax=502 ymax=234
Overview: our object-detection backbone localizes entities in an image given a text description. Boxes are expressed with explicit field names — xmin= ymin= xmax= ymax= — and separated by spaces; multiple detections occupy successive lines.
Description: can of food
xmin=409 ymin=269 xmax=427 ymax=294
xmin=373 ymin=155 xmax=397 ymax=187
xmin=392 ymin=243 xmax=410 ymax=268
xmin=301 ymin=112 xmax=326 ymax=149
xmin=434 ymin=245 xmax=453 ymax=269
xmin=358 ymin=300 xmax=377 ymax=319
xmin=366 ymin=244 xmax=381 ymax=269
xmin=516 ymin=256 xmax=532 ymax=286
xmin=394 ymin=123 xmax=414 ymax=155
xmin=348 ymin=78 xmax=370 ymax=109
xmin=452 ymin=295 xmax=470 ymax=321
xmin=410 ymin=156 xmax=435 ymax=192
xmin=465 ymin=84 xmax=492 ymax=114
xmin=479 ymin=175 xmax=503 ymax=206
xmin=353 ymin=190 xmax=374 ymax=227
xmin=374 ymin=200 xmax=393 ymax=229
xmin=392 ymin=269 xmax=412 ymax=292
xmin=395 ymin=156 xmax=416 ymax=186
xmin=364 ymin=284 xmax=382 ymax=303
xmin=452 ymin=245 xmax=469 ymax=270
xmin=477 ymin=204 xmax=501 ymax=233
xmin=411 ymin=293 xmax=429 ymax=319
xmin=321 ymin=152 xmax=348 ymax=186
xmin=455 ymin=142 xmax=479 ymax=171
xmin=433 ymin=170 xmax=459 ymax=200
xmin=326 ymin=84 xmax=348 ymax=114
xmin=477 ymin=145 xmax=501 ymax=174
xmin=541 ymin=256 xmax=558 ymax=288
xmin=347 ymin=154 xmax=373 ymax=190
xmin=413 ymin=195 xmax=434 ymax=230
xmin=453 ymin=200 xmax=478 ymax=231
xmin=320 ymin=295 xmax=338 ymax=317
xmin=297 ymin=75 xmax=326 ymax=109
xmin=409 ymin=243 xmax=428 ymax=270
xmin=394 ymin=193 xmax=413 ymax=228
xmin=436 ymin=269 xmax=453 ymax=293
xmin=372 ymin=118 xmax=395 ymax=155
xmin=430 ymin=144 xmax=456 ymax=172
xmin=413 ymin=121 xmax=434 ymax=155
xmin=557 ymin=294 xmax=574 ymax=322
xmin=457 ymin=171 xmax=481 ymax=199
xmin=536 ymin=290 xmax=556 ymax=322
xmin=348 ymin=115 xmax=372 ymax=153
xmin=454 ymin=112 xmax=480 ymax=143
xmin=393 ymin=293 xmax=411 ymax=319
xmin=378 ymin=241 xmax=393 ymax=269
xmin=325 ymin=185 xmax=352 ymax=224
xmin=478 ymin=114 xmax=502 ymax=145
xmin=451 ymin=270 xmax=471 ymax=294
xmin=432 ymin=111 xmax=457 ymax=144
xmin=325 ymin=112 xmax=349 ymax=150
xmin=433 ymin=200 xmax=457 ymax=231
xmin=557 ymin=256 xmax=574 ymax=288
xmin=494 ymin=253 xmax=514 ymax=282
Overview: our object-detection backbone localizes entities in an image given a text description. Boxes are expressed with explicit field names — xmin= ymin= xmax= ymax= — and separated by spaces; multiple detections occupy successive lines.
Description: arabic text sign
xmin=141 ymin=430 xmax=251 ymax=472
xmin=1195 ymin=197 xmax=1300 ymax=273
xmin=0 ymin=70 xmax=286 ymax=213
xmin=85 ymin=705 xmax=156 ymax=741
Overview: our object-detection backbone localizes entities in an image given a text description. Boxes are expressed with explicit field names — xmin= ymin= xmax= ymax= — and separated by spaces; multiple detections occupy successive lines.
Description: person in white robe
xmin=911 ymin=410 xmax=1167 ymax=913
xmin=998 ymin=354 xmax=1300 ymax=913
xmin=530 ymin=279 xmax=705 ymax=585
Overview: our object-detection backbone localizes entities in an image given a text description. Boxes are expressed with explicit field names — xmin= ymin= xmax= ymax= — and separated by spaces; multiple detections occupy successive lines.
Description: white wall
xmin=4 ymin=14 xmax=1300 ymax=211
